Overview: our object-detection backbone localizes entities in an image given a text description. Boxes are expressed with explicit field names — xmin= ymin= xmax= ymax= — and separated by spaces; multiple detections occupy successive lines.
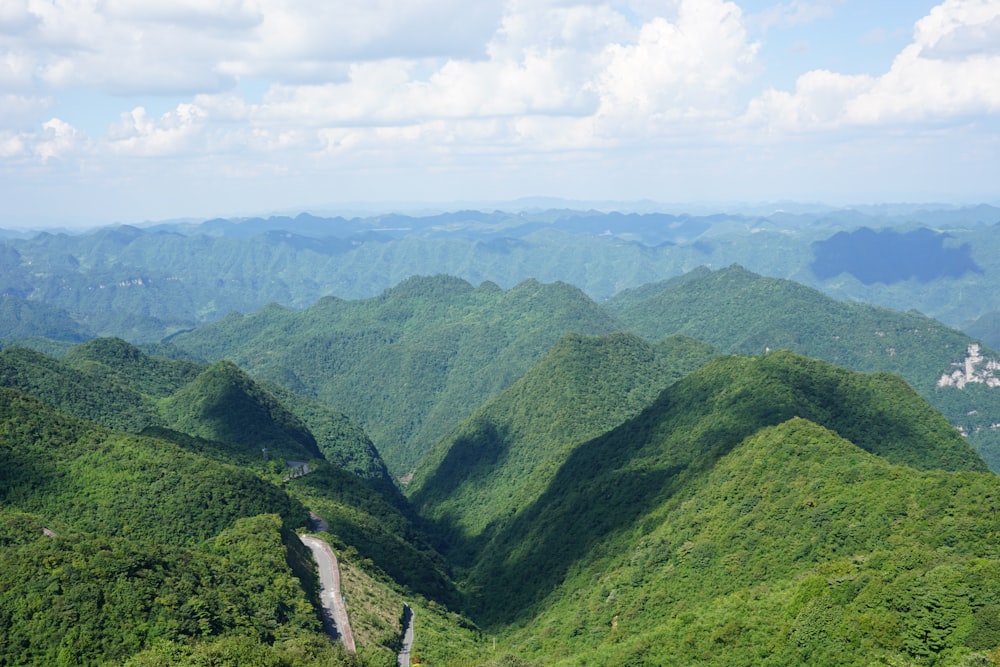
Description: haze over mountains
xmin=3 ymin=204 xmax=1000 ymax=344
xmin=3 ymin=205 xmax=1000 ymax=665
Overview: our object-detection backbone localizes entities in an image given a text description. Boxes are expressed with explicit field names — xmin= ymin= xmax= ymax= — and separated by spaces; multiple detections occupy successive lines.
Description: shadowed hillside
xmin=168 ymin=275 xmax=622 ymax=474
xmin=408 ymin=332 xmax=718 ymax=564
xmin=606 ymin=264 xmax=1000 ymax=470
xmin=436 ymin=351 xmax=986 ymax=628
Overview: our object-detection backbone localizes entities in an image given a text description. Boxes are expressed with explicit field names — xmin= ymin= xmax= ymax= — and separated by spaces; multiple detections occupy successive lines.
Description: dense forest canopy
xmin=3 ymin=207 xmax=1000 ymax=665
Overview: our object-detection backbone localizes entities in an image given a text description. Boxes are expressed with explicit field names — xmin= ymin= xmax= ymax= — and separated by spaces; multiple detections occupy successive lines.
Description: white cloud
xmin=594 ymin=0 xmax=758 ymax=130
xmin=745 ymin=0 xmax=1000 ymax=131
xmin=0 ymin=132 xmax=26 ymax=158
xmin=0 ymin=50 xmax=33 ymax=90
xmin=107 ymin=104 xmax=209 ymax=157
xmin=0 ymin=0 xmax=997 ymax=212
xmin=35 ymin=118 xmax=87 ymax=162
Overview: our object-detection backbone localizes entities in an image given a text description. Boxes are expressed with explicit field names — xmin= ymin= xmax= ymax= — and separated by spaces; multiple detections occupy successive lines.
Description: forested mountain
xmin=0 ymin=338 xmax=393 ymax=479
xmin=407 ymin=332 xmax=719 ymax=560
xmin=0 ymin=294 xmax=91 ymax=343
xmin=168 ymin=275 xmax=621 ymax=475
xmin=504 ymin=418 xmax=1000 ymax=665
xmin=0 ymin=343 xmax=474 ymax=665
xmin=607 ymin=264 xmax=1000 ymax=470
xmin=414 ymin=351 xmax=998 ymax=665
xmin=161 ymin=268 xmax=1000 ymax=475
xmin=3 ymin=297 xmax=1000 ymax=663
xmin=6 ymin=208 xmax=1000 ymax=664
xmin=161 ymin=360 xmax=323 ymax=462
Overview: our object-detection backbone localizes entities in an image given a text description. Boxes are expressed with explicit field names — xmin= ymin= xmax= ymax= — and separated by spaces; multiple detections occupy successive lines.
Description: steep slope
xmin=161 ymin=360 xmax=323 ymax=462
xmin=0 ymin=345 xmax=163 ymax=431
xmin=452 ymin=351 xmax=986 ymax=628
xmin=0 ymin=365 xmax=474 ymax=665
xmin=61 ymin=336 xmax=203 ymax=397
xmin=0 ymin=512 xmax=344 ymax=667
xmin=265 ymin=382 xmax=394 ymax=484
xmin=408 ymin=332 xmax=718 ymax=561
xmin=4 ymin=339 xmax=387 ymax=478
xmin=0 ymin=387 xmax=307 ymax=547
xmin=168 ymin=275 xmax=622 ymax=474
xmin=287 ymin=466 xmax=458 ymax=605
xmin=606 ymin=264 xmax=1000 ymax=470
xmin=508 ymin=418 xmax=1000 ymax=666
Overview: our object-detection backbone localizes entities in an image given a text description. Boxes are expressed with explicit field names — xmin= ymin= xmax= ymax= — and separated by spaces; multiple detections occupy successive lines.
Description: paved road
xmin=300 ymin=535 xmax=356 ymax=652
xmin=398 ymin=604 xmax=414 ymax=667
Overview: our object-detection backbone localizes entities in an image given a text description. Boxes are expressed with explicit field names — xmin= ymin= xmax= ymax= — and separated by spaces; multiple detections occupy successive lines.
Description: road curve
xmin=300 ymin=535 xmax=356 ymax=652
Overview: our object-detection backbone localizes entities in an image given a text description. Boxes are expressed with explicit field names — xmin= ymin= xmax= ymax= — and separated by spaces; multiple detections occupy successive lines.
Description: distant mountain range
xmin=3 ymin=205 xmax=1000 ymax=343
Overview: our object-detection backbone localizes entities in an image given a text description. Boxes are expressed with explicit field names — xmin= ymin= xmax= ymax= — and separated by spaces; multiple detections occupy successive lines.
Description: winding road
xmin=300 ymin=535 xmax=356 ymax=653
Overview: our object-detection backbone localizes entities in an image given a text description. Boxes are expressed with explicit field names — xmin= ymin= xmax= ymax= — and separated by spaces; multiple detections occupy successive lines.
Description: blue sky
xmin=1 ymin=0 xmax=998 ymax=227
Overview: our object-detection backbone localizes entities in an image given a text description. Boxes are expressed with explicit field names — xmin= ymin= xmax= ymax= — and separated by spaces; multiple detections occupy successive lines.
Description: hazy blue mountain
xmin=5 ymin=204 xmax=1000 ymax=343
xmin=0 ymin=294 xmax=91 ymax=342
xmin=811 ymin=227 xmax=982 ymax=284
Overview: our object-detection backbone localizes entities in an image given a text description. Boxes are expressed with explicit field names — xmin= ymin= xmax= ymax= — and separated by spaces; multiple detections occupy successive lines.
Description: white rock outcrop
xmin=937 ymin=343 xmax=1000 ymax=389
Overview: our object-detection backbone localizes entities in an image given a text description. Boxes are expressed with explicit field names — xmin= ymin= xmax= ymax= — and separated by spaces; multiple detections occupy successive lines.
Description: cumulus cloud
xmin=0 ymin=0 xmax=997 ymax=192
xmin=745 ymin=0 xmax=1000 ymax=131
xmin=107 ymin=104 xmax=210 ymax=157
xmin=594 ymin=0 xmax=758 ymax=127
xmin=35 ymin=118 xmax=87 ymax=162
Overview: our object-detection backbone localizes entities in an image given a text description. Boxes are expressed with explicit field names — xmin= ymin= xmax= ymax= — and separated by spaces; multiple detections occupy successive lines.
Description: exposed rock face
xmin=938 ymin=343 xmax=1000 ymax=388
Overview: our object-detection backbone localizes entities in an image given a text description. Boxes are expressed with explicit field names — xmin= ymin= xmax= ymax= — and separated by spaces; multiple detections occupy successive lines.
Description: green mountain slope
xmin=0 ymin=387 xmax=308 ymax=546
xmin=0 ymin=511 xmax=349 ymax=667
xmin=265 ymin=383 xmax=394 ymax=484
xmin=160 ymin=360 xmax=322 ymax=462
xmin=449 ymin=351 xmax=986 ymax=628
xmin=0 ymin=346 xmax=163 ymax=432
xmin=168 ymin=275 xmax=622 ymax=474
xmin=408 ymin=332 xmax=718 ymax=562
xmin=0 ymin=356 xmax=474 ymax=664
xmin=509 ymin=418 xmax=1000 ymax=666
xmin=61 ymin=336 xmax=203 ymax=397
xmin=606 ymin=264 xmax=1000 ymax=470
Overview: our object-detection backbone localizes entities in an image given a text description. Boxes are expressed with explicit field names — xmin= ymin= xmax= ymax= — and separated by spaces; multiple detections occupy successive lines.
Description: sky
xmin=1 ymin=0 xmax=999 ymax=227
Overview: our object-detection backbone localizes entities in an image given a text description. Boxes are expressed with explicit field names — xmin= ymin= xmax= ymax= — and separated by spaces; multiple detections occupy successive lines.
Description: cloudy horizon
xmin=2 ymin=0 xmax=998 ymax=227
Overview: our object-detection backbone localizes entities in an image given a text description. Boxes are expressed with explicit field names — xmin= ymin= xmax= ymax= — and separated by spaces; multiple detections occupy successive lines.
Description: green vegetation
xmin=607 ymin=264 xmax=1000 ymax=470
xmin=504 ymin=418 xmax=1000 ymax=665
xmin=266 ymin=383 xmax=394 ymax=484
xmin=287 ymin=465 xmax=456 ymax=605
xmin=0 ymin=387 xmax=308 ymax=545
xmin=408 ymin=332 xmax=718 ymax=562
xmin=62 ymin=336 xmax=204 ymax=397
xmin=0 ymin=512 xmax=323 ymax=666
xmin=0 ymin=294 xmax=91 ymax=342
xmin=161 ymin=360 xmax=322 ymax=462
xmin=440 ymin=351 xmax=986 ymax=631
xmin=168 ymin=276 xmax=621 ymax=474
xmin=0 ymin=345 xmax=164 ymax=432
xmin=0 ymin=342 xmax=475 ymax=665
xmin=6 ymin=260 xmax=1000 ymax=665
